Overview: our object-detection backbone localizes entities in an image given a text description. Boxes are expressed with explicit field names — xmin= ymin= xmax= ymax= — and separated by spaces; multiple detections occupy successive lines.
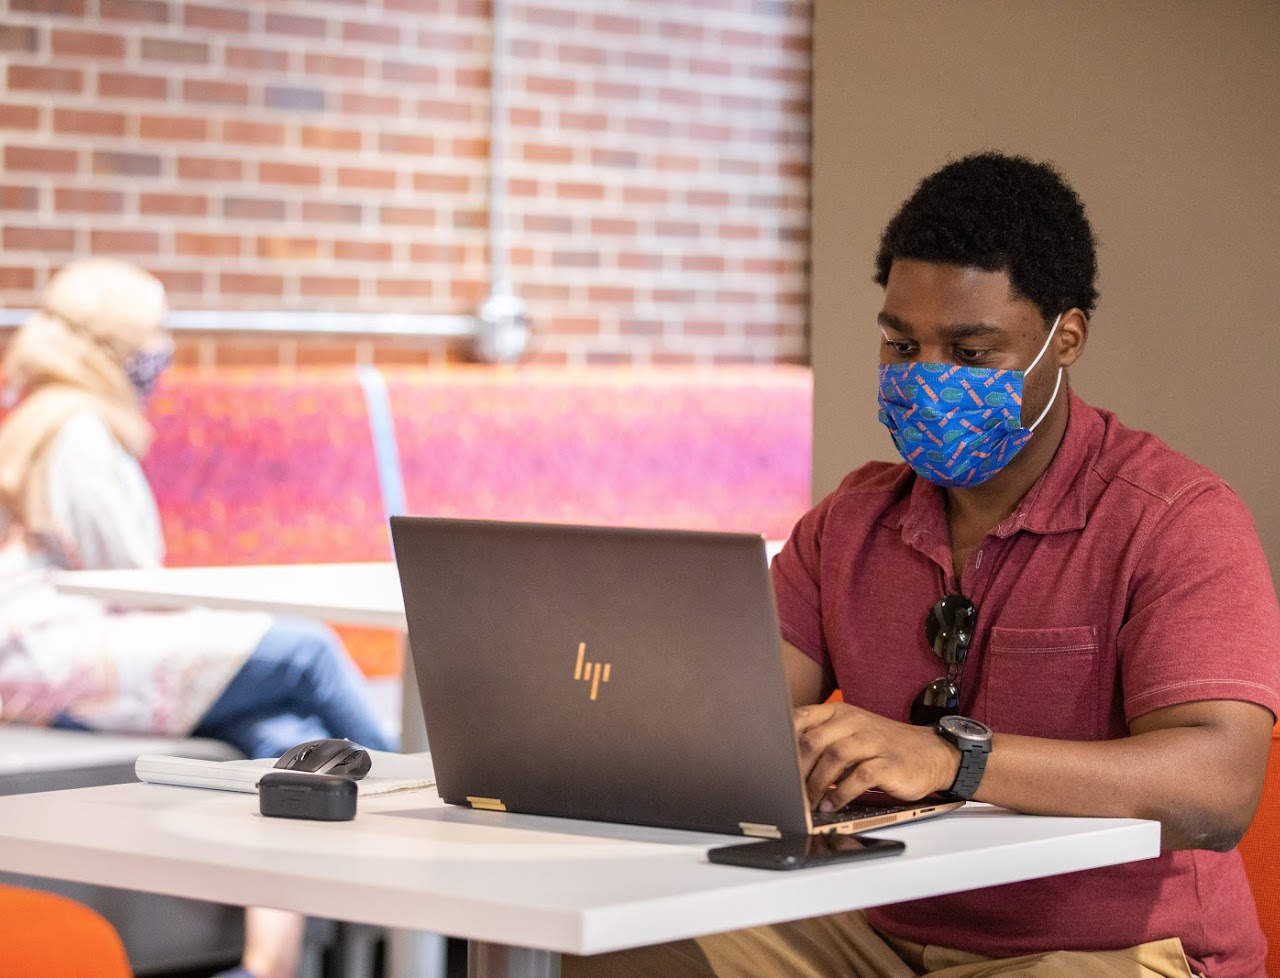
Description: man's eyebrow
xmin=877 ymin=312 xmax=913 ymax=335
xmin=877 ymin=312 xmax=1003 ymax=341
xmin=941 ymin=322 xmax=1002 ymax=341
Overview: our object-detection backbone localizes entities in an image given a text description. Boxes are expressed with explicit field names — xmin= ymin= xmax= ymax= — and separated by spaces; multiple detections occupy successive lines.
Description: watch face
xmin=940 ymin=715 xmax=991 ymax=742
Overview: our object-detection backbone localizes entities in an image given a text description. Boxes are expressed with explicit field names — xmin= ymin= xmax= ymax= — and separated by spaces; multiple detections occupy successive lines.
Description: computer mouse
xmin=273 ymin=739 xmax=372 ymax=780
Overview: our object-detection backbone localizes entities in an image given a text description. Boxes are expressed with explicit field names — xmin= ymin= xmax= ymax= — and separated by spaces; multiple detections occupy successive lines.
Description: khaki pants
xmin=563 ymin=911 xmax=1199 ymax=978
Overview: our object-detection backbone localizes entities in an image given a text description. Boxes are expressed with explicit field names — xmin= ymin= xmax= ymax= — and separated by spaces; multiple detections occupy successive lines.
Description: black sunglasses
xmin=909 ymin=594 xmax=977 ymax=727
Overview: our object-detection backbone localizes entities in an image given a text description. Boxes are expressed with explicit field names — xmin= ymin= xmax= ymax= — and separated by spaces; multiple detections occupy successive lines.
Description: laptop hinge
xmin=467 ymin=796 xmax=507 ymax=812
xmin=739 ymin=822 xmax=781 ymax=839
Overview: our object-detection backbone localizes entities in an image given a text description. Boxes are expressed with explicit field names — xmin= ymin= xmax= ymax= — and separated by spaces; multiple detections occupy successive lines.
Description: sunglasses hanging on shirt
xmin=910 ymin=594 xmax=977 ymax=727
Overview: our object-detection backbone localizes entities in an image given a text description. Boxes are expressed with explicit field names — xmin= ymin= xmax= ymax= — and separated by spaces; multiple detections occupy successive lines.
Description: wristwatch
xmin=935 ymin=715 xmax=993 ymax=801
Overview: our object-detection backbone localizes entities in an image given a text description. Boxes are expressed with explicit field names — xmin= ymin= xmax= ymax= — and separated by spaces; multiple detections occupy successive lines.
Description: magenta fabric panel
xmin=383 ymin=366 xmax=813 ymax=540
xmin=143 ymin=368 xmax=389 ymax=566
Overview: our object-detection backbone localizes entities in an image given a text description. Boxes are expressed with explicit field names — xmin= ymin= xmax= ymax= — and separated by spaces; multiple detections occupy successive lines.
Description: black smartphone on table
xmin=708 ymin=833 xmax=905 ymax=871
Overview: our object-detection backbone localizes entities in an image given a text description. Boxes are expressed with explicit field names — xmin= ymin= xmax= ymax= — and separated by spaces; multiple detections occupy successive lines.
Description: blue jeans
xmin=189 ymin=616 xmax=397 ymax=759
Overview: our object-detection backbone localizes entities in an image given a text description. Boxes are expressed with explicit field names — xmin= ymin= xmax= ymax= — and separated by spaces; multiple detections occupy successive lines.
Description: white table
xmin=0 ymin=773 xmax=1160 ymax=978
xmin=48 ymin=552 xmax=1158 ymax=978
xmin=56 ymin=562 xmax=427 ymax=750
xmin=55 ymin=547 xmax=790 ymax=755
xmin=54 ymin=541 xmax=790 ymax=623
xmin=55 ymin=562 xmax=406 ymax=629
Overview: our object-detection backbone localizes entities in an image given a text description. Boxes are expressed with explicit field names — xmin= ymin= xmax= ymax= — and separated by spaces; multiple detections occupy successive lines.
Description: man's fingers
xmin=793 ymin=704 xmax=933 ymax=807
xmin=823 ymin=756 xmax=890 ymax=811
xmin=792 ymin=702 xmax=838 ymax=734
xmin=804 ymin=732 xmax=871 ymax=805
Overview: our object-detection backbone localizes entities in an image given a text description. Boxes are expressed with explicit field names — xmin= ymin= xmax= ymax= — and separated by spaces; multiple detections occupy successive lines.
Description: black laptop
xmin=389 ymin=516 xmax=962 ymax=839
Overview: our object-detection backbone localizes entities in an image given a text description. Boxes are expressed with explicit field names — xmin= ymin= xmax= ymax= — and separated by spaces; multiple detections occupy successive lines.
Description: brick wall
xmin=0 ymin=0 xmax=811 ymax=367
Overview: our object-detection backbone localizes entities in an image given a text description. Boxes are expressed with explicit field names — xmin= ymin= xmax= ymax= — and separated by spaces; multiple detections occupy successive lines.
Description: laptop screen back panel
xmin=391 ymin=517 xmax=813 ymax=837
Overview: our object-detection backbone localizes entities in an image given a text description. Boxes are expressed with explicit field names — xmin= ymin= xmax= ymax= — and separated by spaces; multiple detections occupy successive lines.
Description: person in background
xmin=0 ymin=257 xmax=395 ymax=978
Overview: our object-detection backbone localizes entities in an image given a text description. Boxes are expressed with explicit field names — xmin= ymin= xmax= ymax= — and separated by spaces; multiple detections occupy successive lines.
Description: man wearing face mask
xmin=568 ymin=154 xmax=1280 ymax=977
xmin=0 ymin=258 xmax=394 ymax=978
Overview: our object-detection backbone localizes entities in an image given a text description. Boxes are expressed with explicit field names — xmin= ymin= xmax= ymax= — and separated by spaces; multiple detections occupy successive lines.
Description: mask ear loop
xmin=1025 ymin=313 xmax=1064 ymax=433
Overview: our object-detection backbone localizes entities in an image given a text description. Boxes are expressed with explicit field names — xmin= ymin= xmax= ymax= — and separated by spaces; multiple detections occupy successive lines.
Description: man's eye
xmin=884 ymin=340 xmax=914 ymax=356
xmin=956 ymin=348 xmax=988 ymax=363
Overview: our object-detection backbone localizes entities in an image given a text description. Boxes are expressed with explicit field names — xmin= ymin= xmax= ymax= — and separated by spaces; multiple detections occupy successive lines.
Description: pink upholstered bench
xmin=144 ymin=368 xmax=391 ymax=566
xmin=384 ymin=365 xmax=812 ymax=539
xmin=142 ymin=364 xmax=813 ymax=677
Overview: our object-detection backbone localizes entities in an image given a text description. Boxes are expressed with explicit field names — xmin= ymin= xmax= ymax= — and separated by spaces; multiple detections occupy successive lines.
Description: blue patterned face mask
xmin=877 ymin=315 xmax=1063 ymax=489
xmin=124 ymin=345 xmax=173 ymax=399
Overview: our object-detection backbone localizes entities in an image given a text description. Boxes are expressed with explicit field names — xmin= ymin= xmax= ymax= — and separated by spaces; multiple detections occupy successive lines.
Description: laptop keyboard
xmin=811 ymin=798 xmax=914 ymax=826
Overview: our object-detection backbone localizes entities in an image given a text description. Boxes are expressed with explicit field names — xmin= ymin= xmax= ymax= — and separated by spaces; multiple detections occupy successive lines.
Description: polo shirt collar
xmin=894 ymin=388 xmax=1100 ymax=548
xmin=995 ymin=388 xmax=1099 ymax=537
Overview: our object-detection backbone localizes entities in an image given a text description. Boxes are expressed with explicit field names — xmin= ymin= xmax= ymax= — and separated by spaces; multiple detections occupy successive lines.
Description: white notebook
xmin=135 ymin=750 xmax=436 ymax=796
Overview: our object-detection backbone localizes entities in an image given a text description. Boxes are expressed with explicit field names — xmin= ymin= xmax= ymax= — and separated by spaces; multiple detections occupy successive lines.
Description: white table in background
xmin=55 ymin=561 xmax=426 ymax=747
xmin=53 ymin=539 xmax=788 ymax=628
xmin=55 ymin=544 xmax=789 ymax=754
xmin=55 ymin=562 xmax=406 ymax=629
xmin=0 ymin=773 xmax=1160 ymax=978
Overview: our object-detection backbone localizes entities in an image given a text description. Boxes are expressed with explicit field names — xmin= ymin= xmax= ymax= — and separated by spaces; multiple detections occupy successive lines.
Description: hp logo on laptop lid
xmin=573 ymin=642 xmax=612 ymax=701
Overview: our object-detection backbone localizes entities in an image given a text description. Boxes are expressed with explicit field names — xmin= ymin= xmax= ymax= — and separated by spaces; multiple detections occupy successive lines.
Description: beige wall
xmin=811 ymin=1 xmax=1280 ymax=575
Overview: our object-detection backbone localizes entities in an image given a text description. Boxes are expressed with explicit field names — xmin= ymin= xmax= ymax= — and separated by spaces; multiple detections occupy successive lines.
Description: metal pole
xmin=474 ymin=0 xmax=530 ymax=363
xmin=489 ymin=0 xmax=512 ymax=298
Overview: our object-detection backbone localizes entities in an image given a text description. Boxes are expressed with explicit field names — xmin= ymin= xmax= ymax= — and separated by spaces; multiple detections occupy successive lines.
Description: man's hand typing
xmin=792 ymin=701 xmax=960 ymax=811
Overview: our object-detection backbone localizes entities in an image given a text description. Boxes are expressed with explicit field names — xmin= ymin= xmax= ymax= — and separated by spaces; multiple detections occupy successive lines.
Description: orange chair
xmin=1238 ymin=728 xmax=1280 ymax=978
xmin=0 ymin=884 xmax=131 ymax=977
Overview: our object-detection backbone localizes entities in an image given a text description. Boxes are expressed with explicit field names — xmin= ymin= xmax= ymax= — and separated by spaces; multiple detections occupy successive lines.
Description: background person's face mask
xmin=124 ymin=344 xmax=174 ymax=399
xmin=877 ymin=314 xmax=1063 ymax=489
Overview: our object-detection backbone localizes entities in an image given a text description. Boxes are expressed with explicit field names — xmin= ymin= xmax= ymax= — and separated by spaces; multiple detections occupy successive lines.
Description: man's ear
xmin=1056 ymin=309 xmax=1089 ymax=369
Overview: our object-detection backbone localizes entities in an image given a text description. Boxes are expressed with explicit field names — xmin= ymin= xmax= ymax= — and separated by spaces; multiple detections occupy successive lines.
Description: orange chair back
xmin=0 ymin=885 xmax=131 ymax=977
xmin=1238 ymin=728 xmax=1280 ymax=977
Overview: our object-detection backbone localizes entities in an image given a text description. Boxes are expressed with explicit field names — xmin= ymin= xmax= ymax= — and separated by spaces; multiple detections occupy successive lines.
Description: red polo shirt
xmin=772 ymin=391 xmax=1280 ymax=978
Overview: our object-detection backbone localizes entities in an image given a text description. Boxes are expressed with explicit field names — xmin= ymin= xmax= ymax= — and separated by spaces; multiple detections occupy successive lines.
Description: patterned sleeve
xmin=43 ymin=410 xmax=166 ymax=571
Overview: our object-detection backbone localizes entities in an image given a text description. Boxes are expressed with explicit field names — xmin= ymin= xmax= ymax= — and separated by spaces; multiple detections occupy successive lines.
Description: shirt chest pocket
xmin=981 ymin=625 xmax=1104 ymax=741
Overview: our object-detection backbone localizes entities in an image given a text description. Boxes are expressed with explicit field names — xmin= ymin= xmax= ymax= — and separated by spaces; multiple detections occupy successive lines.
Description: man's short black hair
xmin=873 ymin=151 xmax=1099 ymax=321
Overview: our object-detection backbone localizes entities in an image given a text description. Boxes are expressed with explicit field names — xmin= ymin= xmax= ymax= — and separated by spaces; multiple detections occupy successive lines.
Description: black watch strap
xmin=944 ymin=740 xmax=990 ymax=801
xmin=935 ymin=716 xmax=992 ymax=802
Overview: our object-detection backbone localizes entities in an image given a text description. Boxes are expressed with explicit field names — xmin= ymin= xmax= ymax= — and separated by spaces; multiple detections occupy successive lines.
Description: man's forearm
xmin=977 ymin=705 xmax=1272 ymax=851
